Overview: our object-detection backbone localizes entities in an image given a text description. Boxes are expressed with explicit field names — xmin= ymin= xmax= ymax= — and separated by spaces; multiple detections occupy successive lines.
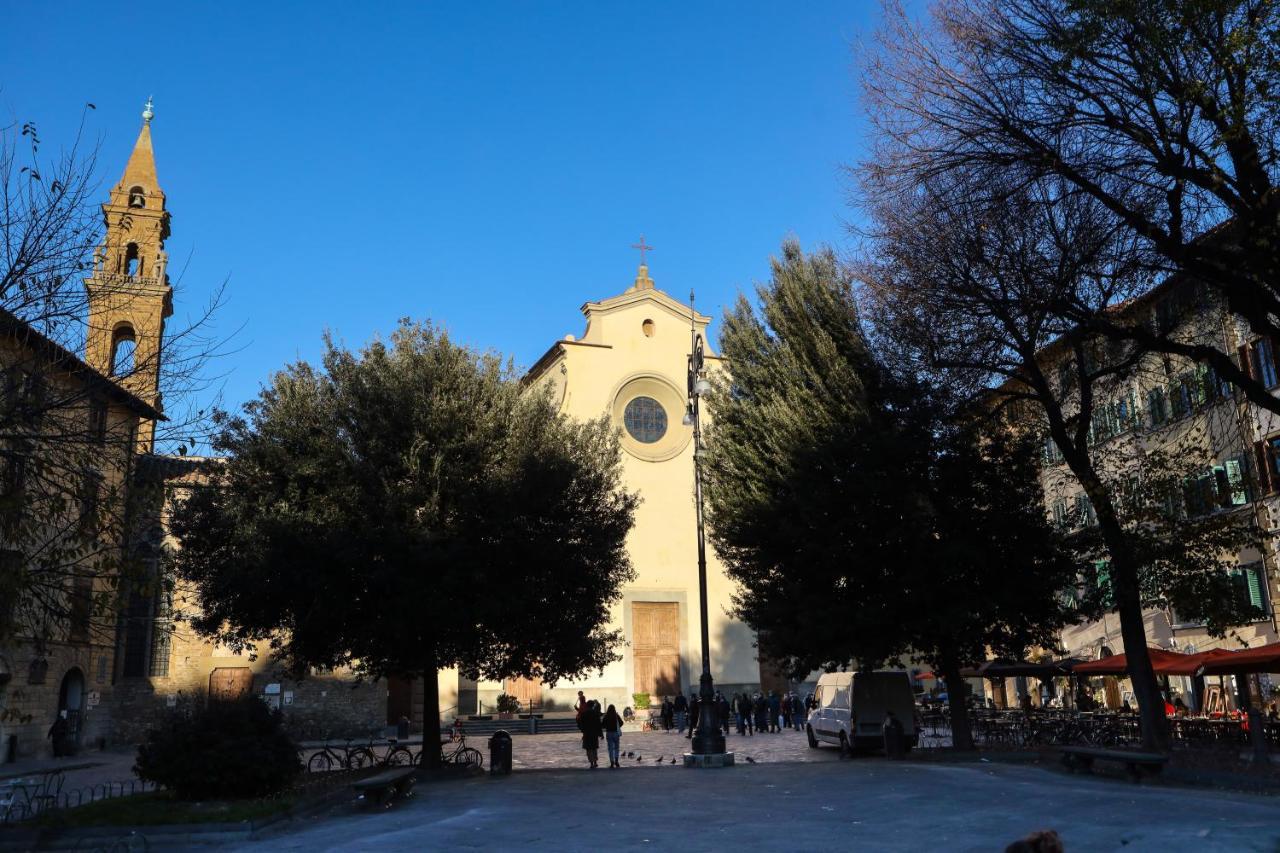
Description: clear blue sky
xmin=4 ymin=2 xmax=879 ymax=415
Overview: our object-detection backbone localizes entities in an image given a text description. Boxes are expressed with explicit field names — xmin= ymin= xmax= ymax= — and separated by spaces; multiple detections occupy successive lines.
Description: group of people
xmin=574 ymin=691 xmax=626 ymax=769
xmin=655 ymin=689 xmax=810 ymax=737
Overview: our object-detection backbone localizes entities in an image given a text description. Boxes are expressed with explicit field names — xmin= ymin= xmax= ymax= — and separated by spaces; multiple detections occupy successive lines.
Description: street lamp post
xmin=684 ymin=292 xmax=728 ymax=761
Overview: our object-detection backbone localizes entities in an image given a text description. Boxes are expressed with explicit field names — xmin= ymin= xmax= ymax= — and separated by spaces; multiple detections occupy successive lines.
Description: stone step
xmin=442 ymin=717 xmax=580 ymax=737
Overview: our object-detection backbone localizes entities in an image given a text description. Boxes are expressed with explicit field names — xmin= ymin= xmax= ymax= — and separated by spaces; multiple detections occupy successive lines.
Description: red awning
xmin=1072 ymin=648 xmax=1201 ymax=676
xmin=1197 ymin=642 xmax=1280 ymax=676
xmin=1160 ymin=648 xmax=1237 ymax=676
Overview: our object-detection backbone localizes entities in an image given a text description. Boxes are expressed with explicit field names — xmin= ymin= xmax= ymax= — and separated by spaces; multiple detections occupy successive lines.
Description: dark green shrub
xmin=134 ymin=695 xmax=301 ymax=800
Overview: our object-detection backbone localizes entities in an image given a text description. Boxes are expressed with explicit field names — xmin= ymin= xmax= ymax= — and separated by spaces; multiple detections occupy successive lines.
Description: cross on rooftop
xmin=631 ymin=235 xmax=654 ymax=266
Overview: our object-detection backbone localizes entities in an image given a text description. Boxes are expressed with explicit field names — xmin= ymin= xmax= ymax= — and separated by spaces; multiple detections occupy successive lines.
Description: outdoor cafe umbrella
xmin=1071 ymin=648 xmax=1201 ymax=676
xmin=1196 ymin=642 xmax=1280 ymax=676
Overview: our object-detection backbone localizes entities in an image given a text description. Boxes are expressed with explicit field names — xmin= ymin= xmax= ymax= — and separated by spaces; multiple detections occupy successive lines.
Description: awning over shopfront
xmin=1196 ymin=642 xmax=1280 ymax=676
xmin=958 ymin=659 xmax=1076 ymax=679
xmin=1071 ymin=648 xmax=1201 ymax=676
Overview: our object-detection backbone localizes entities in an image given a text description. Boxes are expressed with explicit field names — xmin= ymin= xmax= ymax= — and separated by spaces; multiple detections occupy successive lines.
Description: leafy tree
xmin=703 ymin=240 xmax=1078 ymax=749
xmin=169 ymin=321 xmax=637 ymax=766
xmin=859 ymin=174 xmax=1260 ymax=750
xmin=865 ymin=0 xmax=1280 ymax=413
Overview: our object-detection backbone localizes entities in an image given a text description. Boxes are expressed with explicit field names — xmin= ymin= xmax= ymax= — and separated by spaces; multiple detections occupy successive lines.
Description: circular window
xmin=623 ymin=396 xmax=668 ymax=444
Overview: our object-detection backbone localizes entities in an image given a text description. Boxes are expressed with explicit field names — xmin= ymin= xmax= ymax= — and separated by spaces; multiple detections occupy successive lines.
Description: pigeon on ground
xmin=625 ymin=751 xmax=634 ymax=758
xmin=635 ymin=755 xmax=643 ymax=762
xmin=745 ymin=756 xmax=756 ymax=764
xmin=669 ymin=758 xmax=676 ymax=765
xmin=655 ymin=756 xmax=664 ymax=762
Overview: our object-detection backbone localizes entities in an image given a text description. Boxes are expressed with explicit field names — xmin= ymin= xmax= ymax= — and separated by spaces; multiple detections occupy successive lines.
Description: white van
xmin=806 ymin=670 xmax=918 ymax=753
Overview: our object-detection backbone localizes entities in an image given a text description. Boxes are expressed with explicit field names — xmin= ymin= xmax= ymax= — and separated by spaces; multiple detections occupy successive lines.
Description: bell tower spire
xmin=85 ymin=98 xmax=173 ymax=451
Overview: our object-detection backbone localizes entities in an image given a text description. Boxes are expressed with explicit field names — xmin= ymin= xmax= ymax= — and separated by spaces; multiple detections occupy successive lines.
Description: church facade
xmin=437 ymin=263 xmax=766 ymax=716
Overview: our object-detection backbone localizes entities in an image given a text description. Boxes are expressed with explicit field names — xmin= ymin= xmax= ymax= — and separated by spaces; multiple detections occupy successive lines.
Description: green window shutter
xmin=1246 ymin=565 xmax=1266 ymax=612
xmin=1225 ymin=458 xmax=1248 ymax=506
xmin=1096 ymin=559 xmax=1113 ymax=608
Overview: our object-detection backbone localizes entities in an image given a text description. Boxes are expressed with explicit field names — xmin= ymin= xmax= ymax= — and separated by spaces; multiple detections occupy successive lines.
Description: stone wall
xmin=0 ymin=640 xmax=117 ymax=761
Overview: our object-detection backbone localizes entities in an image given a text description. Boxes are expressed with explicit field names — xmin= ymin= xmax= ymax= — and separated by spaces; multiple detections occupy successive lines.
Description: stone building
xmin=1005 ymin=276 xmax=1280 ymax=711
xmin=426 ymin=261 xmax=767 ymax=720
xmin=0 ymin=303 xmax=160 ymax=760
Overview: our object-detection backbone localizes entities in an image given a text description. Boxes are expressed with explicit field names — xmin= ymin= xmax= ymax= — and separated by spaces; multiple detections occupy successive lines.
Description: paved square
xmin=234 ymin=732 xmax=1280 ymax=852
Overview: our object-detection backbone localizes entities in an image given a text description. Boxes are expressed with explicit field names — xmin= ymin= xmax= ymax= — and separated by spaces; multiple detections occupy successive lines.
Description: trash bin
xmin=882 ymin=712 xmax=905 ymax=759
xmin=396 ymin=715 xmax=410 ymax=741
xmin=488 ymin=729 xmax=512 ymax=776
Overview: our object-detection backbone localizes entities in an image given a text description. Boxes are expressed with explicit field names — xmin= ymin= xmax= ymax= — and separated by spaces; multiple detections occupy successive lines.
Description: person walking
xmin=718 ymin=693 xmax=732 ymax=736
xmin=602 ymin=704 xmax=624 ymax=768
xmin=768 ymin=691 xmax=782 ymax=733
xmin=673 ymin=692 xmax=689 ymax=735
xmin=781 ymin=694 xmax=793 ymax=730
xmin=753 ymin=692 xmax=768 ymax=734
xmin=687 ymin=692 xmax=700 ymax=741
xmin=580 ymin=700 xmax=604 ymax=769
xmin=660 ymin=696 xmax=674 ymax=732
xmin=792 ymin=693 xmax=805 ymax=730
xmin=738 ymin=693 xmax=754 ymax=735
xmin=733 ymin=693 xmax=747 ymax=735
xmin=47 ymin=713 xmax=69 ymax=758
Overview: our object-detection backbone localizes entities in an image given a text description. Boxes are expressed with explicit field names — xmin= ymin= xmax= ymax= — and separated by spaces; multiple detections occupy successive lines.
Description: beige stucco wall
xmin=467 ymin=269 xmax=761 ymax=715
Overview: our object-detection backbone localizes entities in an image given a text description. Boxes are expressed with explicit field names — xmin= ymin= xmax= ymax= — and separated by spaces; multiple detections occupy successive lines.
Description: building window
xmin=150 ymin=588 xmax=172 ymax=677
xmin=623 ymin=396 xmax=668 ymax=444
xmin=1074 ymin=494 xmax=1096 ymax=528
xmin=1051 ymin=499 xmax=1069 ymax=530
xmin=1243 ymin=337 xmax=1280 ymax=389
xmin=124 ymin=243 xmax=141 ymax=277
xmin=1147 ymin=386 xmax=1169 ymax=428
xmin=68 ymin=576 xmax=93 ymax=644
xmin=1253 ymin=436 xmax=1280 ymax=496
xmin=88 ymin=399 xmax=108 ymax=443
xmin=1231 ymin=563 xmax=1268 ymax=619
xmin=110 ymin=326 xmax=137 ymax=376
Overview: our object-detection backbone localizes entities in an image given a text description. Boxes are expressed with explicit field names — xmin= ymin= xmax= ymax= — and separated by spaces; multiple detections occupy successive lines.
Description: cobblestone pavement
xmin=505 ymin=726 xmax=826 ymax=770
xmin=237 ymin=754 xmax=1280 ymax=852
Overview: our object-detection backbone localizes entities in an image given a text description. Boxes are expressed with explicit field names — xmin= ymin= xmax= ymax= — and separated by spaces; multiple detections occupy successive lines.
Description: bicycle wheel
xmin=347 ymin=748 xmax=376 ymax=770
xmin=458 ymin=747 xmax=484 ymax=769
xmin=308 ymin=752 xmax=334 ymax=773
xmin=385 ymin=747 xmax=413 ymax=767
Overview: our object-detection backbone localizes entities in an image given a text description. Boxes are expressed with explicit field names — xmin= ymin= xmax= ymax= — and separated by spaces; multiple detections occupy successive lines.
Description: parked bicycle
xmin=307 ymin=738 xmax=376 ymax=772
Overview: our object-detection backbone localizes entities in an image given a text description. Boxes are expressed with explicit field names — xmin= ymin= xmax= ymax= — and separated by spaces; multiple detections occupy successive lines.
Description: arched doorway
xmin=57 ymin=668 xmax=85 ymax=753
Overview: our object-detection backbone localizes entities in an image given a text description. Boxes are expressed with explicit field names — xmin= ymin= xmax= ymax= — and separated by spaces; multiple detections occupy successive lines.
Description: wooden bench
xmin=352 ymin=767 xmax=417 ymax=808
xmin=1059 ymin=746 xmax=1168 ymax=783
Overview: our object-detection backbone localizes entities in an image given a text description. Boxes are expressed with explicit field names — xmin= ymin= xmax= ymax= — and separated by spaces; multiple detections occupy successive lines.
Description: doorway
xmin=57 ymin=668 xmax=85 ymax=751
xmin=633 ymin=602 xmax=680 ymax=699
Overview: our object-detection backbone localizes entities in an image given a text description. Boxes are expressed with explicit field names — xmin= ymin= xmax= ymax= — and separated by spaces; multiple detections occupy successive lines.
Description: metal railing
xmin=1 ymin=771 xmax=159 ymax=824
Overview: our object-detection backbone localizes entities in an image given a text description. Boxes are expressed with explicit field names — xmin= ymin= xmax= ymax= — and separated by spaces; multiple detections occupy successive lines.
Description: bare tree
xmin=864 ymin=0 xmax=1280 ymax=413
xmin=0 ymin=108 xmax=226 ymax=674
xmin=859 ymin=171 xmax=1259 ymax=750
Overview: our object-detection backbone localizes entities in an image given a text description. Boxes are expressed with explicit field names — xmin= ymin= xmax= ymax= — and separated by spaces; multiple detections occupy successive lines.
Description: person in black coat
xmin=687 ymin=693 xmax=700 ymax=740
xmin=580 ymin=700 xmax=604 ymax=768
xmin=736 ymin=693 xmax=754 ymax=735
xmin=660 ymin=696 xmax=674 ymax=732
xmin=718 ymin=693 xmax=731 ymax=736
xmin=673 ymin=692 xmax=689 ymax=734
xmin=753 ymin=693 xmax=769 ymax=733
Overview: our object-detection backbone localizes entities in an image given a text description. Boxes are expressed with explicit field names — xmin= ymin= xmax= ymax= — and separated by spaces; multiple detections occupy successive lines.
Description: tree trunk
xmin=421 ymin=643 xmax=441 ymax=770
xmin=1065 ymin=453 xmax=1169 ymax=752
xmin=1113 ymin=582 xmax=1169 ymax=752
xmin=940 ymin=656 xmax=974 ymax=752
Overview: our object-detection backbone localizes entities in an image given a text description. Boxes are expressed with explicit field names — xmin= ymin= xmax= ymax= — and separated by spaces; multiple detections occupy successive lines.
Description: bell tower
xmin=85 ymin=98 xmax=173 ymax=451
